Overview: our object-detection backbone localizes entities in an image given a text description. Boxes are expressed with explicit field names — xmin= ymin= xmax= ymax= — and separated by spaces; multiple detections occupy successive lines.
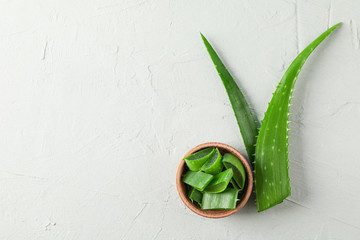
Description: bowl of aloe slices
xmin=176 ymin=142 xmax=253 ymax=218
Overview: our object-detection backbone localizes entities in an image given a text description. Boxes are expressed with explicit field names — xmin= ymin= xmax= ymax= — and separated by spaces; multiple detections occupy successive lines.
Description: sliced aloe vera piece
xmin=201 ymin=148 xmax=223 ymax=174
xmin=184 ymin=147 xmax=215 ymax=171
xmin=202 ymin=188 xmax=240 ymax=210
xmin=230 ymin=179 xmax=240 ymax=190
xmin=182 ymin=171 xmax=214 ymax=191
xmin=201 ymin=33 xmax=258 ymax=169
xmin=223 ymin=153 xmax=246 ymax=189
xmin=204 ymin=168 xmax=233 ymax=193
xmin=188 ymin=187 xmax=203 ymax=206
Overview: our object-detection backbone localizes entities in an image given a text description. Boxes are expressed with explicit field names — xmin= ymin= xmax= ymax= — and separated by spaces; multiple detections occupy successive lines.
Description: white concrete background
xmin=0 ymin=0 xmax=359 ymax=239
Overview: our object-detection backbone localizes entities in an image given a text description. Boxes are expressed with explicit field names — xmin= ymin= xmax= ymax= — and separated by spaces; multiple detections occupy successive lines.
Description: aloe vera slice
xmin=202 ymin=188 xmax=240 ymax=210
xmin=184 ymin=147 xmax=215 ymax=171
xmin=201 ymin=148 xmax=223 ymax=174
xmin=201 ymin=34 xmax=258 ymax=168
xmin=230 ymin=179 xmax=240 ymax=190
xmin=255 ymin=23 xmax=341 ymax=212
xmin=182 ymin=171 xmax=214 ymax=191
xmin=188 ymin=187 xmax=203 ymax=206
xmin=223 ymin=153 xmax=246 ymax=189
xmin=204 ymin=168 xmax=233 ymax=193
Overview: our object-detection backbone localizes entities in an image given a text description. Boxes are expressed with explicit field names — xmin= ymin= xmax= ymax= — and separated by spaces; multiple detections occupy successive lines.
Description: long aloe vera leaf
xmin=182 ymin=171 xmax=214 ymax=191
xmin=202 ymin=188 xmax=239 ymax=210
xmin=204 ymin=168 xmax=233 ymax=193
xmin=255 ymin=23 xmax=341 ymax=212
xmin=201 ymin=34 xmax=258 ymax=168
xmin=223 ymin=153 xmax=246 ymax=189
xmin=184 ymin=147 xmax=215 ymax=171
xmin=201 ymin=148 xmax=223 ymax=174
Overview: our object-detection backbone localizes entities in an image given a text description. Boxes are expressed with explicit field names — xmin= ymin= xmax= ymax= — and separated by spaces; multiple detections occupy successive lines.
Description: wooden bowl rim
xmin=176 ymin=142 xmax=253 ymax=218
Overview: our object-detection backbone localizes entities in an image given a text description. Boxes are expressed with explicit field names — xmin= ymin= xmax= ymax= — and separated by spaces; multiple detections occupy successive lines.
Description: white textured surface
xmin=0 ymin=0 xmax=359 ymax=239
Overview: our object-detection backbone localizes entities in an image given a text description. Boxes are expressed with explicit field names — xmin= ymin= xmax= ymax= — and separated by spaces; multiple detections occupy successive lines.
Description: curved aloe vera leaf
xmin=201 ymin=33 xmax=258 ymax=168
xmin=204 ymin=168 xmax=233 ymax=193
xmin=255 ymin=23 xmax=341 ymax=212
xmin=182 ymin=171 xmax=214 ymax=191
xmin=202 ymin=188 xmax=239 ymax=210
xmin=184 ymin=147 xmax=215 ymax=171
xmin=223 ymin=153 xmax=246 ymax=189
xmin=201 ymin=148 xmax=223 ymax=174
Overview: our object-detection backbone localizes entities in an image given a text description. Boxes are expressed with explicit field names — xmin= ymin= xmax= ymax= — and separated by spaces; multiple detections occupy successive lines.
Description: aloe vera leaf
xmin=188 ymin=187 xmax=203 ymax=206
xmin=184 ymin=147 xmax=215 ymax=171
xmin=223 ymin=153 xmax=246 ymax=189
xmin=230 ymin=179 xmax=240 ymax=190
xmin=201 ymin=148 xmax=223 ymax=174
xmin=202 ymin=188 xmax=240 ymax=210
xmin=182 ymin=171 xmax=214 ymax=191
xmin=204 ymin=168 xmax=233 ymax=193
xmin=255 ymin=23 xmax=341 ymax=212
xmin=201 ymin=33 xmax=258 ymax=168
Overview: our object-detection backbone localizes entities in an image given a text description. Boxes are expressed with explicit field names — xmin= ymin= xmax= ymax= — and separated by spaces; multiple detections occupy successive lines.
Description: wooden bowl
xmin=176 ymin=142 xmax=253 ymax=218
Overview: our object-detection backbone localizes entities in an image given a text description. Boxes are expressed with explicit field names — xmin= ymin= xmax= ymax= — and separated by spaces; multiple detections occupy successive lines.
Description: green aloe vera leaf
xmin=223 ymin=153 xmax=246 ymax=189
xmin=204 ymin=168 xmax=233 ymax=193
xmin=188 ymin=187 xmax=203 ymax=206
xmin=255 ymin=23 xmax=341 ymax=212
xmin=230 ymin=179 xmax=240 ymax=190
xmin=201 ymin=33 xmax=258 ymax=168
xmin=201 ymin=148 xmax=223 ymax=174
xmin=182 ymin=171 xmax=214 ymax=191
xmin=202 ymin=188 xmax=240 ymax=210
xmin=184 ymin=147 xmax=215 ymax=171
